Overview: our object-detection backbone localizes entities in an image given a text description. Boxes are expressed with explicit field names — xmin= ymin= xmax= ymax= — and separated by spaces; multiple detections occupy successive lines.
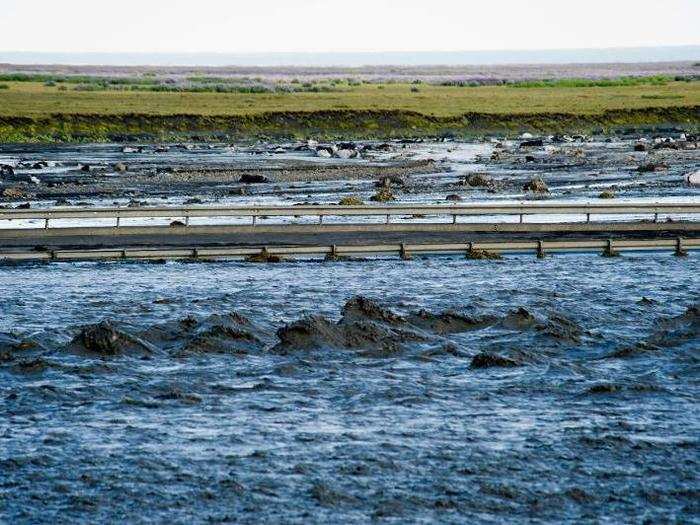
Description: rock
xmin=467 ymin=248 xmax=502 ymax=260
xmin=465 ymin=173 xmax=493 ymax=187
xmin=523 ymin=176 xmax=549 ymax=193
xmin=370 ymin=187 xmax=395 ymax=202
xmin=685 ymin=170 xmax=700 ymax=186
xmin=470 ymin=352 xmax=521 ymax=369
xmin=170 ymin=220 xmax=186 ymax=227
xmin=184 ymin=197 xmax=203 ymax=205
xmin=525 ymin=155 xmax=536 ymax=163
xmin=2 ymin=188 xmax=28 ymax=199
xmin=598 ymin=190 xmax=615 ymax=199
xmin=339 ymin=196 xmax=364 ymax=206
xmin=68 ymin=320 xmax=153 ymax=356
xmin=375 ymin=175 xmax=405 ymax=188
xmin=445 ymin=194 xmax=463 ymax=201
xmin=637 ymin=163 xmax=667 ymax=173
xmin=16 ymin=202 xmax=31 ymax=209
xmin=520 ymin=132 xmax=534 ymax=139
xmin=239 ymin=174 xmax=268 ymax=184
xmin=634 ymin=143 xmax=647 ymax=152
xmin=335 ymin=149 xmax=358 ymax=159
xmin=0 ymin=164 xmax=14 ymax=176
xmin=80 ymin=164 xmax=92 ymax=172
xmin=113 ymin=162 xmax=128 ymax=173
xmin=5 ymin=172 xmax=41 ymax=184
xmin=520 ymin=139 xmax=544 ymax=148
xmin=316 ymin=149 xmax=332 ymax=158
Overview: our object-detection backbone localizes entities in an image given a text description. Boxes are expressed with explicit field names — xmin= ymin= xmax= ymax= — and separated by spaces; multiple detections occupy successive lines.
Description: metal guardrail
xmin=1 ymin=237 xmax=697 ymax=262
xmin=1 ymin=202 xmax=699 ymax=229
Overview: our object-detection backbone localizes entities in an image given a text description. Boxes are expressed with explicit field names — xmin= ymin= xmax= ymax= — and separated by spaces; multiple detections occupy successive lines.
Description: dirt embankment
xmin=1 ymin=106 xmax=698 ymax=142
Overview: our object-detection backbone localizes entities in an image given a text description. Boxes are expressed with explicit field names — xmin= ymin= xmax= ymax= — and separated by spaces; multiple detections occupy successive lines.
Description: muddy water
xmin=1 ymin=253 xmax=698 ymax=523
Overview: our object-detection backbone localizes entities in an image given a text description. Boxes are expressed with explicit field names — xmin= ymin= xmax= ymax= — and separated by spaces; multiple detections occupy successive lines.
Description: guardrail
xmin=1 ymin=237 xmax=696 ymax=262
xmin=1 ymin=202 xmax=699 ymax=229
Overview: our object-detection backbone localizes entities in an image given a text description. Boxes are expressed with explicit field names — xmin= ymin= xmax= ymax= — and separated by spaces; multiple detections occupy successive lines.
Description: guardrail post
xmin=252 ymin=215 xmax=257 ymax=226
xmin=386 ymin=215 xmax=390 ymax=224
xmin=675 ymin=237 xmax=688 ymax=257
xmin=452 ymin=214 xmax=457 ymax=225
xmin=185 ymin=216 xmax=190 ymax=227
xmin=654 ymin=213 xmax=659 ymax=223
xmin=116 ymin=216 xmax=120 ymax=228
xmin=400 ymin=243 xmax=412 ymax=261
xmin=536 ymin=240 xmax=546 ymax=259
xmin=44 ymin=218 xmax=50 ymax=229
xmin=519 ymin=214 xmax=524 ymax=224
xmin=602 ymin=238 xmax=620 ymax=257
xmin=466 ymin=241 xmax=473 ymax=258
xmin=586 ymin=213 xmax=591 ymax=223
xmin=319 ymin=215 xmax=324 ymax=225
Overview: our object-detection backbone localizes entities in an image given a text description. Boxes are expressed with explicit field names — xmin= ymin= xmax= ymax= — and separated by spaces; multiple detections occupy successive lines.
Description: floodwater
xmin=1 ymin=138 xmax=698 ymax=523
xmin=1 ymin=253 xmax=698 ymax=523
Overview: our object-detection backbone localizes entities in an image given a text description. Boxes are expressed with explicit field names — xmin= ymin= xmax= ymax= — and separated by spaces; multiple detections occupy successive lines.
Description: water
xmin=1 ymin=254 xmax=698 ymax=523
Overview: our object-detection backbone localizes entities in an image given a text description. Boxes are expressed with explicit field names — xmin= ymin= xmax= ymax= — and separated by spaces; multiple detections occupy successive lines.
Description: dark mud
xmin=0 ymin=255 xmax=698 ymax=523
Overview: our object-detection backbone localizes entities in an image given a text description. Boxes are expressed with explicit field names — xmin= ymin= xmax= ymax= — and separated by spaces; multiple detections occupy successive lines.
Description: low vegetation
xmin=0 ymin=77 xmax=697 ymax=141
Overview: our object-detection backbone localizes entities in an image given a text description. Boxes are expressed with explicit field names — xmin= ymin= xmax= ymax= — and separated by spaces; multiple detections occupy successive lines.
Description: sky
xmin=1 ymin=0 xmax=698 ymax=54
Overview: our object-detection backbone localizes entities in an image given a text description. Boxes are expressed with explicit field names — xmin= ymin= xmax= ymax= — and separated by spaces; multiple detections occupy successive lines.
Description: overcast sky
xmin=2 ymin=0 xmax=698 ymax=54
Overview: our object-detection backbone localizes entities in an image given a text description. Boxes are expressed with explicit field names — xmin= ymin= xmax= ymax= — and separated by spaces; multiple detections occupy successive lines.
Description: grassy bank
xmin=0 ymin=81 xmax=698 ymax=141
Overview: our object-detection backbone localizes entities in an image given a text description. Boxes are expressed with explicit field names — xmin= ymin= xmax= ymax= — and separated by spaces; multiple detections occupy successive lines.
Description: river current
xmin=1 ymin=253 xmax=698 ymax=523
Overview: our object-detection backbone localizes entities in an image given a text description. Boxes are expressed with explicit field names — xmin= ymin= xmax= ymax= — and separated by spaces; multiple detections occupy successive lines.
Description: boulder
xmin=113 ymin=162 xmax=128 ymax=173
xmin=0 ymin=164 xmax=14 ymax=176
xmin=637 ymin=163 xmax=667 ymax=173
xmin=375 ymin=175 xmax=405 ymax=188
xmin=339 ymin=196 xmax=364 ymax=206
xmin=470 ymin=352 xmax=521 ymax=369
xmin=335 ymin=149 xmax=358 ymax=159
xmin=520 ymin=139 xmax=544 ymax=148
xmin=465 ymin=173 xmax=493 ymax=188
xmin=445 ymin=194 xmax=463 ymax=201
xmin=685 ymin=170 xmax=700 ymax=187
xmin=370 ymin=187 xmax=395 ymax=202
xmin=523 ymin=176 xmax=549 ymax=193
xmin=633 ymin=143 xmax=647 ymax=152
xmin=239 ymin=174 xmax=268 ymax=184
xmin=2 ymin=187 xmax=27 ymax=199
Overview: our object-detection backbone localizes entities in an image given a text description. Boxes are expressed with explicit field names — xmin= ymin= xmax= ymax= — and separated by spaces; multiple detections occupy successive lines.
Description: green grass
xmin=506 ymin=75 xmax=686 ymax=88
xmin=1 ymin=80 xmax=698 ymax=117
xmin=0 ymin=80 xmax=698 ymax=142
